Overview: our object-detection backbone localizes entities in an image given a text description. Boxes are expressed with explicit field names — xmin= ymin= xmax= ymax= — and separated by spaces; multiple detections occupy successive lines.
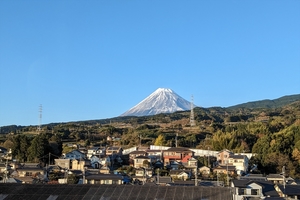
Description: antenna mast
xmin=37 ymin=104 xmax=42 ymax=133
xmin=190 ymin=95 xmax=195 ymax=127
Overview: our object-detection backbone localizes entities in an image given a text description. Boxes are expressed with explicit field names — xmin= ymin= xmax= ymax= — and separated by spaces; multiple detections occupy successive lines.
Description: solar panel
xmin=90 ymin=194 xmax=103 ymax=200
xmin=102 ymin=185 xmax=117 ymax=198
xmin=81 ymin=195 xmax=94 ymax=200
xmin=145 ymin=186 xmax=159 ymax=200
xmin=110 ymin=185 xmax=124 ymax=199
xmin=174 ymin=187 xmax=184 ymax=200
xmin=59 ymin=187 xmax=73 ymax=195
xmin=86 ymin=187 xmax=98 ymax=195
xmin=164 ymin=187 xmax=176 ymax=200
xmin=37 ymin=194 xmax=53 ymax=200
xmin=127 ymin=186 xmax=141 ymax=199
xmin=136 ymin=186 xmax=151 ymax=200
xmin=120 ymin=185 xmax=134 ymax=199
xmin=157 ymin=186 xmax=168 ymax=199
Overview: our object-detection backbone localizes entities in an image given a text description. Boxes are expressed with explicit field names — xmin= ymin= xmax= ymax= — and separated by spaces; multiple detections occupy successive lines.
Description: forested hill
xmin=227 ymin=94 xmax=300 ymax=110
xmin=0 ymin=95 xmax=300 ymax=177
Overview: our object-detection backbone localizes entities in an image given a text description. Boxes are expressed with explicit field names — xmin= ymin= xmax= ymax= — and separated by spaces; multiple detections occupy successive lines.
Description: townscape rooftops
xmin=232 ymin=180 xmax=279 ymax=197
xmin=129 ymin=150 xmax=147 ymax=155
xmin=134 ymin=155 xmax=150 ymax=159
xmin=107 ymin=146 xmax=122 ymax=151
xmin=266 ymin=174 xmax=285 ymax=179
xmin=146 ymin=149 xmax=163 ymax=152
xmin=277 ymin=184 xmax=300 ymax=195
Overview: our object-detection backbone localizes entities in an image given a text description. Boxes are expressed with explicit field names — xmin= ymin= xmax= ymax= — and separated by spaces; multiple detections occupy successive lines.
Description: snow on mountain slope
xmin=120 ymin=88 xmax=194 ymax=116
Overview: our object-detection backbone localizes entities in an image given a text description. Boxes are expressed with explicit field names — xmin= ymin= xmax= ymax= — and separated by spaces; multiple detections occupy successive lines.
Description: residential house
xmin=99 ymin=165 xmax=110 ymax=174
xmin=163 ymin=147 xmax=194 ymax=166
xmin=0 ymin=147 xmax=8 ymax=160
xmin=266 ymin=174 xmax=285 ymax=185
xmin=155 ymin=176 xmax=172 ymax=186
xmin=99 ymin=156 xmax=111 ymax=167
xmin=106 ymin=146 xmax=123 ymax=156
xmin=228 ymin=154 xmax=249 ymax=175
xmin=231 ymin=180 xmax=279 ymax=200
xmin=0 ymin=163 xmax=9 ymax=173
xmin=87 ymin=147 xmax=106 ymax=159
xmin=213 ymin=165 xmax=236 ymax=175
xmin=168 ymin=161 xmax=183 ymax=170
xmin=71 ymin=159 xmax=90 ymax=171
xmin=132 ymin=168 xmax=153 ymax=183
xmin=182 ymin=156 xmax=197 ymax=168
xmin=129 ymin=151 xmax=148 ymax=160
xmin=54 ymin=159 xmax=71 ymax=170
xmin=78 ymin=146 xmax=87 ymax=155
xmin=240 ymin=174 xmax=267 ymax=182
xmin=146 ymin=149 xmax=163 ymax=162
xmin=169 ymin=169 xmax=191 ymax=181
xmin=199 ymin=166 xmax=210 ymax=177
xmin=0 ymin=177 xmax=22 ymax=183
xmin=134 ymin=155 xmax=151 ymax=168
xmin=275 ymin=184 xmax=300 ymax=199
xmin=16 ymin=163 xmax=45 ymax=184
xmin=217 ymin=149 xmax=234 ymax=165
xmin=90 ymin=155 xmax=101 ymax=169
xmin=64 ymin=150 xmax=85 ymax=160
xmin=84 ymin=174 xmax=123 ymax=185
xmin=152 ymin=160 xmax=164 ymax=169
xmin=129 ymin=150 xmax=148 ymax=166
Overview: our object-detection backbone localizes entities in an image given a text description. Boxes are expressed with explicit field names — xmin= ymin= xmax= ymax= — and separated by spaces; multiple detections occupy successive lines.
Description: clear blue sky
xmin=0 ymin=1 xmax=299 ymax=126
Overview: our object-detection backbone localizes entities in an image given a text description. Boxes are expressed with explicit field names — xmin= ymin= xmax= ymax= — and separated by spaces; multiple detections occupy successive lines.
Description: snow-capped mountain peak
xmin=121 ymin=88 xmax=194 ymax=117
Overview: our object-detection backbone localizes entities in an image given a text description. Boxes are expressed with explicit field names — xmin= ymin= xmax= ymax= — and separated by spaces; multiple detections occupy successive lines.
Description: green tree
xmin=67 ymin=174 xmax=79 ymax=184
xmin=11 ymin=135 xmax=31 ymax=162
xmin=28 ymin=134 xmax=50 ymax=163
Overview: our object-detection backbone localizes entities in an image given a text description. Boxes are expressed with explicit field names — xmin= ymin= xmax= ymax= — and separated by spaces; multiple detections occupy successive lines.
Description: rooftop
xmin=0 ymin=184 xmax=233 ymax=200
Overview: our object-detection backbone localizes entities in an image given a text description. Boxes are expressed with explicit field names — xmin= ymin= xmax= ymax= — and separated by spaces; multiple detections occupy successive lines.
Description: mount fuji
xmin=121 ymin=88 xmax=195 ymax=117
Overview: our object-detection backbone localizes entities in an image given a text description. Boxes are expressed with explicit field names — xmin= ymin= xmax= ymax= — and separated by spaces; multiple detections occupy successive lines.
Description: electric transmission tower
xmin=190 ymin=95 xmax=196 ymax=127
xmin=37 ymin=104 xmax=42 ymax=133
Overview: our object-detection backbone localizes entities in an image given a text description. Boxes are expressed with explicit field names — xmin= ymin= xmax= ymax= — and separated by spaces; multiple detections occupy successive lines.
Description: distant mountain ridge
xmin=121 ymin=88 xmax=194 ymax=116
xmin=227 ymin=94 xmax=300 ymax=109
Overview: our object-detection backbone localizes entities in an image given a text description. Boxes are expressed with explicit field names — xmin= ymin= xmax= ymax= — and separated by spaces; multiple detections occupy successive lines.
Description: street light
xmin=226 ymin=160 xmax=229 ymax=187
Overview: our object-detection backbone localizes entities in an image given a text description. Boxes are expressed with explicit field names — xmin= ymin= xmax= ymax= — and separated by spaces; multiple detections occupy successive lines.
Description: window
xmin=238 ymin=188 xmax=245 ymax=195
xmin=251 ymin=189 xmax=259 ymax=195
xmin=25 ymin=172 xmax=32 ymax=176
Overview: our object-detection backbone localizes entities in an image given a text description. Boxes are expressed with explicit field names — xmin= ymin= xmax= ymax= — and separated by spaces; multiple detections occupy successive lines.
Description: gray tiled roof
xmin=0 ymin=184 xmax=234 ymax=200
xmin=277 ymin=184 xmax=300 ymax=195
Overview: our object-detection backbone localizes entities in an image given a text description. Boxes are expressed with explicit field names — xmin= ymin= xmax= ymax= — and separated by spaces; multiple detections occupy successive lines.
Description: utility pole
xmin=227 ymin=161 xmax=229 ymax=187
xmin=157 ymin=168 xmax=160 ymax=185
xmin=190 ymin=95 xmax=196 ymax=127
xmin=282 ymin=166 xmax=286 ymax=192
xmin=37 ymin=104 xmax=42 ymax=133
xmin=195 ymin=163 xmax=198 ymax=186
xmin=207 ymin=146 xmax=210 ymax=168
